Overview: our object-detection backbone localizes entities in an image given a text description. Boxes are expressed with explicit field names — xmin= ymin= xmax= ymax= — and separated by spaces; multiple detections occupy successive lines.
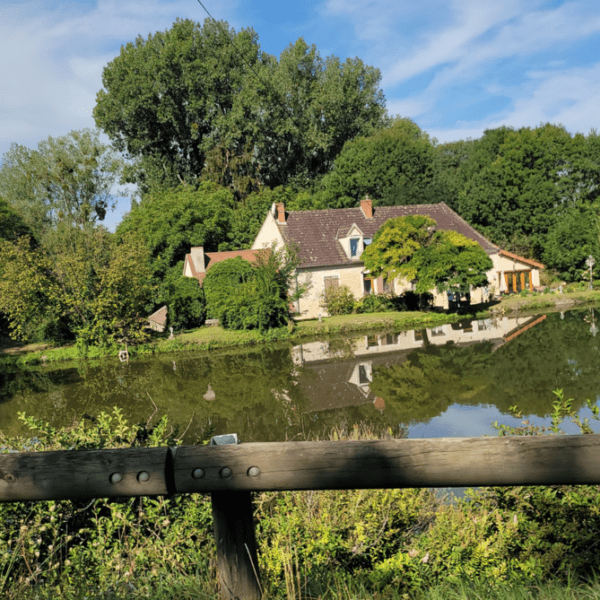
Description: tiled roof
xmin=148 ymin=305 xmax=168 ymax=326
xmin=498 ymin=249 xmax=545 ymax=269
xmin=278 ymin=202 xmax=498 ymax=269
xmin=196 ymin=249 xmax=263 ymax=284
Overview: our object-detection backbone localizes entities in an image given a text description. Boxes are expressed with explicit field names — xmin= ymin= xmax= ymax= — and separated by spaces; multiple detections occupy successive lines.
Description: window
xmin=382 ymin=278 xmax=394 ymax=294
xmin=324 ymin=276 xmax=339 ymax=290
xmin=350 ymin=238 xmax=360 ymax=257
xmin=363 ymin=275 xmax=373 ymax=295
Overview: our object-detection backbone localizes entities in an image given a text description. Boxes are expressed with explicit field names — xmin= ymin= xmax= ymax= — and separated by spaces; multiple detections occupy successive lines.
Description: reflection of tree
xmin=4 ymin=309 xmax=600 ymax=441
xmin=370 ymin=341 xmax=492 ymax=425
xmin=371 ymin=309 xmax=600 ymax=424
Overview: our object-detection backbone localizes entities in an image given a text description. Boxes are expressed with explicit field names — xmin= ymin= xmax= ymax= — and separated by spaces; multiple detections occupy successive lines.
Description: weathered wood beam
xmin=0 ymin=447 xmax=171 ymax=501
xmin=2 ymin=435 xmax=600 ymax=502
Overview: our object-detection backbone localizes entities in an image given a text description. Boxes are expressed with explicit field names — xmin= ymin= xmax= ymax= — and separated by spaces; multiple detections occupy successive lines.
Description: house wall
xmin=491 ymin=254 xmax=541 ymax=292
xmin=252 ymin=209 xmax=285 ymax=251
xmin=296 ymin=264 xmax=367 ymax=318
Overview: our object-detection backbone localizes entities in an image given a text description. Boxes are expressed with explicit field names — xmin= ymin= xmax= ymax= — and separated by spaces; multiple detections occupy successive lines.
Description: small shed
xmin=148 ymin=305 xmax=168 ymax=333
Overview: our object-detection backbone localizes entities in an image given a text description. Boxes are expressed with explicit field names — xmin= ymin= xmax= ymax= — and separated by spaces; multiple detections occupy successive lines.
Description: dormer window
xmin=350 ymin=238 xmax=360 ymax=257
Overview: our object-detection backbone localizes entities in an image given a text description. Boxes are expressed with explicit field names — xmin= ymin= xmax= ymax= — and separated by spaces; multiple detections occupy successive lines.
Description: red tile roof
xmin=186 ymin=249 xmax=264 ymax=284
xmin=498 ymin=249 xmax=544 ymax=269
xmin=277 ymin=202 xmax=498 ymax=269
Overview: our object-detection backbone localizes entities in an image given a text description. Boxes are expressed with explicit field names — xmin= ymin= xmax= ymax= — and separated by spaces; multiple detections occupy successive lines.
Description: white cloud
xmin=427 ymin=63 xmax=600 ymax=143
xmin=0 ymin=0 xmax=238 ymax=157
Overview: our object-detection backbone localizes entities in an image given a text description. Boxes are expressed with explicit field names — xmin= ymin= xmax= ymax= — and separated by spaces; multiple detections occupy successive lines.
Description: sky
xmin=2 ymin=0 xmax=600 ymax=229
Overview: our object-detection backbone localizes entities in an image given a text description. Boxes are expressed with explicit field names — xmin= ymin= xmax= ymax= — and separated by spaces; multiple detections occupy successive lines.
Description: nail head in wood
xmin=137 ymin=471 xmax=150 ymax=483
xmin=110 ymin=472 xmax=122 ymax=484
xmin=192 ymin=468 xmax=205 ymax=479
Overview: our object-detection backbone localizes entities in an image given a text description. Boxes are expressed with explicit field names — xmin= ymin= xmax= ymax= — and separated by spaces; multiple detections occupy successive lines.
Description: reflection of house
xmin=294 ymin=314 xmax=548 ymax=415
xmin=252 ymin=198 xmax=544 ymax=318
xmin=183 ymin=247 xmax=262 ymax=284
xmin=292 ymin=315 xmax=546 ymax=364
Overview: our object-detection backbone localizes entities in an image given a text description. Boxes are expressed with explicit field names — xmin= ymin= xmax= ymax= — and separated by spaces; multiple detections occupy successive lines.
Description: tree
xmin=203 ymin=245 xmax=300 ymax=332
xmin=362 ymin=216 xmax=493 ymax=299
xmin=94 ymin=18 xmax=262 ymax=193
xmin=0 ymin=224 xmax=154 ymax=345
xmin=543 ymin=205 xmax=600 ymax=281
xmin=0 ymin=196 xmax=33 ymax=243
xmin=116 ymin=182 xmax=235 ymax=282
xmin=319 ymin=118 xmax=436 ymax=208
xmin=0 ymin=130 xmax=122 ymax=238
xmin=457 ymin=124 xmax=600 ymax=258
xmin=361 ymin=215 xmax=437 ymax=281
xmin=158 ymin=263 xmax=206 ymax=330
xmin=94 ymin=20 xmax=387 ymax=196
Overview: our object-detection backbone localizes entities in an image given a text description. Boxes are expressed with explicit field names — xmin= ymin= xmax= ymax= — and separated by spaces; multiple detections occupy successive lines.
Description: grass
xmin=4 ymin=289 xmax=600 ymax=366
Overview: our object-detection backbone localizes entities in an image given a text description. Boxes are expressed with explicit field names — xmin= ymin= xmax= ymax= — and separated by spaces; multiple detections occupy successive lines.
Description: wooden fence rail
xmin=2 ymin=435 xmax=600 ymax=598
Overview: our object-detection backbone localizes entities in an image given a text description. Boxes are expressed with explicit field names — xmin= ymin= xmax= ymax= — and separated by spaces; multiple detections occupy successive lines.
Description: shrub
xmin=320 ymin=285 xmax=355 ymax=316
xmin=355 ymin=293 xmax=395 ymax=314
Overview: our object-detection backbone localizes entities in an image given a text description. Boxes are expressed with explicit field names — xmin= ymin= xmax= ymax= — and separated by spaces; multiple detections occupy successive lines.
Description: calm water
xmin=2 ymin=307 xmax=600 ymax=443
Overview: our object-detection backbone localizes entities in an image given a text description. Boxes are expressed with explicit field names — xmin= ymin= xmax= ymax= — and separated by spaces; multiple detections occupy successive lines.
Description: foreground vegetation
xmin=2 ymin=397 xmax=600 ymax=599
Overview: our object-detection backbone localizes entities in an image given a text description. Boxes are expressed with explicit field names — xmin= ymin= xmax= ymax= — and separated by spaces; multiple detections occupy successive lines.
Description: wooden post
xmin=211 ymin=491 xmax=261 ymax=600
xmin=209 ymin=434 xmax=261 ymax=600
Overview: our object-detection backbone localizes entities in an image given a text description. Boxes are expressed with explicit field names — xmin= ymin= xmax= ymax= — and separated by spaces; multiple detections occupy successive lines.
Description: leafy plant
xmin=320 ymin=284 xmax=356 ymax=316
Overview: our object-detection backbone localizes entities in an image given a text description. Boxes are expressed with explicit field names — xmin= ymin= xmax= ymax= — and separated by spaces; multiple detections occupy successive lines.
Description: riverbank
xmin=3 ymin=289 xmax=600 ymax=365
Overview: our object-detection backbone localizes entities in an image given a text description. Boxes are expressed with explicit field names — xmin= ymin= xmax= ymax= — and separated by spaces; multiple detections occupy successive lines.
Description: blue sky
xmin=2 ymin=0 xmax=600 ymax=229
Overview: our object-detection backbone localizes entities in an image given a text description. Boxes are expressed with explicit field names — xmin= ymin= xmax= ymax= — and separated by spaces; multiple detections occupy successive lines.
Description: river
xmin=2 ymin=307 xmax=600 ymax=443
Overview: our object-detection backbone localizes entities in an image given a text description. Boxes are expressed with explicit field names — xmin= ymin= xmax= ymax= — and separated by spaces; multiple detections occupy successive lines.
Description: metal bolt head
xmin=110 ymin=472 xmax=122 ymax=485
xmin=137 ymin=471 xmax=150 ymax=483
xmin=247 ymin=466 xmax=260 ymax=478
xmin=220 ymin=467 xmax=232 ymax=478
xmin=192 ymin=468 xmax=205 ymax=480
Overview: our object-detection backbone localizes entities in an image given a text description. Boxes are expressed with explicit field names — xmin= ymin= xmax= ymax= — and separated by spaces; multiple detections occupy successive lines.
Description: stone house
xmin=251 ymin=197 xmax=544 ymax=319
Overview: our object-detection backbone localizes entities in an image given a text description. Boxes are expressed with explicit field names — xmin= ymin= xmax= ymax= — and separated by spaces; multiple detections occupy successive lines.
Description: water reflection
xmin=2 ymin=308 xmax=600 ymax=442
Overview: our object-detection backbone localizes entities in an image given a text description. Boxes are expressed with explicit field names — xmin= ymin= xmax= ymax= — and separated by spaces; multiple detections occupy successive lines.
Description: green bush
xmin=355 ymin=293 xmax=395 ymax=314
xmin=3 ymin=393 xmax=600 ymax=599
xmin=203 ymin=248 xmax=298 ymax=332
xmin=320 ymin=285 xmax=356 ymax=316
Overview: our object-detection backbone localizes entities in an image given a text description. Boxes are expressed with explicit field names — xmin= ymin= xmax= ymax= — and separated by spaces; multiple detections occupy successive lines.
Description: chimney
xmin=276 ymin=202 xmax=286 ymax=224
xmin=360 ymin=195 xmax=373 ymax=219
xmin=190 ymin=246 xmax=206 ymax=273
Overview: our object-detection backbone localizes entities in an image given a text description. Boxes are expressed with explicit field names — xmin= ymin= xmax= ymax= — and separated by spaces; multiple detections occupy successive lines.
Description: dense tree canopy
xmin=94 ymin=19 xmax=387 ymax=196
xmin=0 ymin=224 xmax=153 ymax=344
xmin=458 ymin=124 xmax=600 ymax=259
xmin=319 ymin=118 xmax=437 ymax=208
xmin=117 ymin=182 xmax=235 ymax=281
xmin=0 ymin=130 xmax=122 ymax=238
xmin=362 ymin=216 xmax=493 ymax=296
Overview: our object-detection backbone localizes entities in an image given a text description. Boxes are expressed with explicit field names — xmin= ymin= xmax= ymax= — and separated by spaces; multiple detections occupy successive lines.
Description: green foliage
xmin=0 ymin=129 xmax=122 ymax=238
xmin=355 ymin=293 xmax=395 ymax=314
xmin=0 ymin=196 xmax=33 ymax=243
xmin=320 ymin=284 xmax=356 ymax=316
xmin=203 ymin=256 xmax=256 ymax=327
xmin=362 ymin=215 xmax=437 ymax=281
xmin=0 ymin=224 xmax=154 ymax=345
xmin=117 ymin=182 xmax=235 ymax=283
xmin=204 ymin=247 xmax=300 ymax=332
xmin=458 ymin=124 xmax=600 ymax=258
xmin=362 ymin=216 xmax=492 ymax=300
xmin=95 ymin=19 xmax=386 ymax=196
xmin=543 ymin=205 xmax=600 ymax=281
xmin=320 ymin=118 xmax=436 ymax=208
xmin=158 ymin=264 xmax=206 ymax=331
